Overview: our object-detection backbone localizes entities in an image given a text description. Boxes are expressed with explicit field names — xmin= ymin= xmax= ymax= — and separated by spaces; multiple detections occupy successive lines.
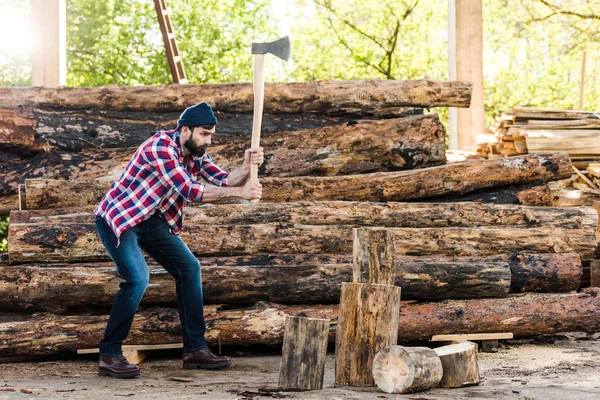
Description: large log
xmin=430 ymin=182 xmax=554 ymax=206
xmin=261 ymin=153 xmax=573 ymax=202
xmin=0 ymin=115 xmax=446 ymax=203
xmin=278 ymin=316 xmax=330 ymax=391
xmin=13 ymin=202 xmax=597 ymax=230
xmin=0 ymin=252 xmax=580 ymax=313
xmin=1 ymin=289 xmax=599 ymax=360
xmin=0 ymin=80 xmax=472 ymax=113
xmin=8 ymin=220 xmax=595 ymax=263
xmin=0 ymin=260 xmax=510 ymax=313
xmin=335 ymin=283 xmax=401 ymax=386
xmin=24 ymin=153 xmax=573 ymax=206
xmin=0 ymin=113 xmax=444 ymax=173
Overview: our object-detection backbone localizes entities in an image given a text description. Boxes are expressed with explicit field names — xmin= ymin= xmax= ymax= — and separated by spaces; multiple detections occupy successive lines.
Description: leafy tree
xmin=66 ymin=0 xmax=279 ymax=86
xmin=0 ymin=0 xmax=31 ymax=86
xmin=287 ymin=0 xmax=448 ymax=82
xmin=482 ymin=0 xmax=600 ymax=125
xmin=0 ymin=217 xmax=7 ymax=252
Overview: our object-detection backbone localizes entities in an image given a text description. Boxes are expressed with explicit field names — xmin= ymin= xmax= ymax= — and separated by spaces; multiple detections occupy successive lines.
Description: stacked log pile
xmin=1 ymin=81 xmax=600 ymax=362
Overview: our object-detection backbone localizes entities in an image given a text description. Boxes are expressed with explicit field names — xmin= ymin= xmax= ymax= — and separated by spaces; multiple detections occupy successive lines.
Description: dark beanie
xmin=177 ymin=102 xmax=218 ymax=129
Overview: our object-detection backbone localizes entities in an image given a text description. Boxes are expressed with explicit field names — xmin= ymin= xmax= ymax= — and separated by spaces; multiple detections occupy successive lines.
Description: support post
xmin=31 ymin=0 xmax=66 ymax=87
xmin=448 ymin=0 xmax=484 ymax=150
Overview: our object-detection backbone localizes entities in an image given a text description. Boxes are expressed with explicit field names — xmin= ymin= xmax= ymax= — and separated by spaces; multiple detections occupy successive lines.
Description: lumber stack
xmin=2 ymin=80 xmax=600 ymax=362
xmin=475 ymin=106 xmax=600 ymax=206
xmin=485 ymin=106 xmax=600 ymax=162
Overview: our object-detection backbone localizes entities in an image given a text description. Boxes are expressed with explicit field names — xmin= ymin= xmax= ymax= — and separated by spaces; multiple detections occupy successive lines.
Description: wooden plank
xmin=430 ymin=333 xmax=513 ymax=342
xmin=77 ymin=343 xmax=183 ymax=354
xmin=123 ymin=350 xmax=149 ymax=365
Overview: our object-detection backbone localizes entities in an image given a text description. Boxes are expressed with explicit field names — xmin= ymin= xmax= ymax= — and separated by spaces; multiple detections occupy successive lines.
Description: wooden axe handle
xmin=250 ymin=53 xmax=265 ymax=202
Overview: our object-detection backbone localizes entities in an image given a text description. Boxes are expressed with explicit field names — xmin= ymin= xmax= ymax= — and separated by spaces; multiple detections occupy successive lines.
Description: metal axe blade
xmin=251 ymin=36 xmax=291 ymax=62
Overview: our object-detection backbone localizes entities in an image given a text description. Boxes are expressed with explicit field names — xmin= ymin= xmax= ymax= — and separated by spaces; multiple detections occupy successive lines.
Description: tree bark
xmin=24 ymin=153 xmax=572 ymax=207
xmin=0 ymin=260 xmax=511 ymax=313
xmin=429 ymin=183 xmax=554 ymax=206
xmin=13 ymin=201 xmax=597 ymax=230
xmin=0 ymin=80 xmax=472 ymax=113
xmin=0 ymin=113 xmax=444 ymax=173
xmin=395 ymin=261 xmax=511 ymax=300
xmin=1 ymin=288 xmax=599 ymax=360
xmin=353 ymin=228 xmax=396 ymax=285
xmin=8 ymin=222 xmax=595 ymax=263
xmin=260 ymin=153 xmax=572 ymax=202
xmin=278 ymin=316 xmax=330 ymax=391
xmin=411 ymin=253 xmax=583 ymax=293
xmin=335 ymin=282 xmax=401 ymax=387
xmin=372 ymin=346 xmax=443 ymax=393
xmin=433 ymin=341 xmax=480 ymax=388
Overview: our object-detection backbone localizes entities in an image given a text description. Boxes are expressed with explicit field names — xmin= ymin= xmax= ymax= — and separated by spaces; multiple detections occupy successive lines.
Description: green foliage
xmin=0 ymin=217 xmax=7 ymax=252
xmin=482 ymin=0 xmax=600 ymax=125
xmin=1 ymin=0 xmax=600 ymax=129
xmin=0 ymin=0 xmax=31 ymax=86
xmin=288 ymin=0 xmax=448 ymax=82
xmin=66 ymin=0 xmax=279 ymax=86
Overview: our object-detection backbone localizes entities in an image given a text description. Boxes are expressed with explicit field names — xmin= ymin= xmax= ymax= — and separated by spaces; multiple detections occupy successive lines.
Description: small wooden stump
xmin=372 ymin=345 xmax=443 ymax=394
xmin=278 ymin=315 xmax=330 ymax=391
xmin=434 ymin=341 xmax=480 ymax=388
xmin=335 ymin=282 xmax=401 ymax=386
xmin=353 ymin=227 xmax=396 ymax=285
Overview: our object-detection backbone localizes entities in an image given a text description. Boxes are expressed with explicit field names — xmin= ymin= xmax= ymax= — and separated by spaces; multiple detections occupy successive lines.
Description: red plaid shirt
xmin=94 ymin=129 xmax=229 ymax=247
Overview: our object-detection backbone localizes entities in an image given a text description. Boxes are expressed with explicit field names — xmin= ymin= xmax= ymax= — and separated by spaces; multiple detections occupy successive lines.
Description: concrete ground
xmin=1 ymin=335 xmax=599 ymax=400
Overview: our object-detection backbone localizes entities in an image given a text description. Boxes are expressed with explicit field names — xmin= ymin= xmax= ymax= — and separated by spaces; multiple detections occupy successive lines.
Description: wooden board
xmin=431 ymin=333 xmax=513 ymax=342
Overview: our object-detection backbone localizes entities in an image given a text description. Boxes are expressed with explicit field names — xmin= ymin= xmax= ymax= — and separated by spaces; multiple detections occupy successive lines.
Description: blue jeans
xmin=95 ymin=213 xmax=207 ymax=356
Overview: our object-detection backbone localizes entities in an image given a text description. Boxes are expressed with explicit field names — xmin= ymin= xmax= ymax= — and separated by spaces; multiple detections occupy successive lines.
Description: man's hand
xmin=244 ymin=147 xmax=264 ymax=171
xmin=241 ymin=179 xmax=262 ymax=201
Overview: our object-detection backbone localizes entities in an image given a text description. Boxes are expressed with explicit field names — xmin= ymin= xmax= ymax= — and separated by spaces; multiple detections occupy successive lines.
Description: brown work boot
xmin=99 ymin=355 xmax=141 ymax=378
xmin=183 ymin=348 xmax=231 ymax=370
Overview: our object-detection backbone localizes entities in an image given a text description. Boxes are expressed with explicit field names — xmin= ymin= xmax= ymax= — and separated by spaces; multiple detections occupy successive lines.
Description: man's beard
xmin=184 ymin=139 xmax=207 ymax=157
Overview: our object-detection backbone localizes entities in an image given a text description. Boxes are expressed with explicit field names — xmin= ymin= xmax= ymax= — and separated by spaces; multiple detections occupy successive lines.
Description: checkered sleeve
xmin=144 ymin=140 xmax=206 ymax=202
xmin=200 ymin=154 xmax=230 ymax=187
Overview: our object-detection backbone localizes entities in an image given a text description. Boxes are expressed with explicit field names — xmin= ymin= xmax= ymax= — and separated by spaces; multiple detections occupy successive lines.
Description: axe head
xmin=251 ymin=36 xmax=291 ymax=62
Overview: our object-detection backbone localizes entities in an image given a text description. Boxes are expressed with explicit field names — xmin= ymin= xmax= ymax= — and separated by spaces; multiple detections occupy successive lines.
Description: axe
xmin=250 ymin=36 xmax=291 ymax=200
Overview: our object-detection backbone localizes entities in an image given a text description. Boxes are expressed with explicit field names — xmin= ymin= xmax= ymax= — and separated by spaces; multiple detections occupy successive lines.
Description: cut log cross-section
xmin=335 ymin=282 xmax=401 ymax=387
xmin=433 ymin=341 xmax=480 ymax=388
xmin=278 ymin=316 xmax=330 ymax=391
xmin=372 ymin=346 xmax=443 ymax=394
xmin=24 ymin=153 xmax=572 ymax=207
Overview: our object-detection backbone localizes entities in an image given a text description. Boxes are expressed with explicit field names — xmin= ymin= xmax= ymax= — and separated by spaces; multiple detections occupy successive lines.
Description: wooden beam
xmin=31 ymin=0 xmax=66 ymax=87
xmin=448 ymin=0 xmax=484 ymax=150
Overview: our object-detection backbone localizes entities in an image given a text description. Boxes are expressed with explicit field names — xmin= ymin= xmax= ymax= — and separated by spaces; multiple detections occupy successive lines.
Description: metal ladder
xmin=153 ymin=0 xmax=187 ymax=84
